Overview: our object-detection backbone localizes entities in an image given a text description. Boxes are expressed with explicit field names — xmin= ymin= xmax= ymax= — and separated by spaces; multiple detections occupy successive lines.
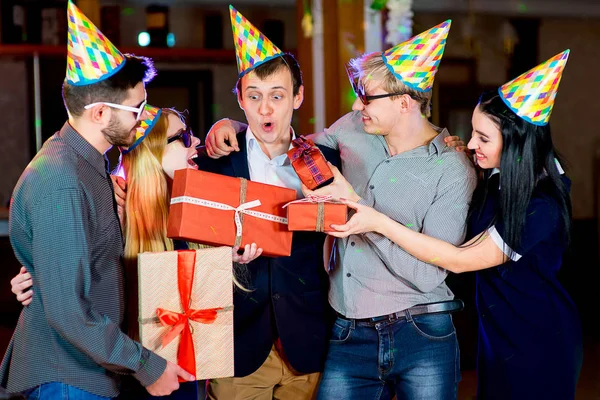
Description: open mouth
xmin=187 ymin=154 xmax=198 ymax=168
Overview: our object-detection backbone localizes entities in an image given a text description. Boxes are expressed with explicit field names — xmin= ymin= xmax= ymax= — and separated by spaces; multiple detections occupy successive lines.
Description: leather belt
xmin=338 ymin=300 xmax=464 ymax=325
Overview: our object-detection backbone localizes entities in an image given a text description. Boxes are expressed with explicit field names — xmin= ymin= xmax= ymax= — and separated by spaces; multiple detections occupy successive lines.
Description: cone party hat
xmin=121 ymin=105 xmax=162 ymax=154
xmin=498 ymin=50 xmax=570 ymax=126
xmin=66 ymin=0 xmax=125 ymax=85
xmin=229 ymin=5 xmax=284 ymax=77
xmin=381 ymin=20 xmax=451 ymax=92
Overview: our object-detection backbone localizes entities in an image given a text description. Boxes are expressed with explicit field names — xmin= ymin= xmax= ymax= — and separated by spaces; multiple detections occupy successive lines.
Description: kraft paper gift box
xmin=138 ymin=247 xmax=234 ymax=380
xmin=167 ymin=169 xmax=297 ymax=257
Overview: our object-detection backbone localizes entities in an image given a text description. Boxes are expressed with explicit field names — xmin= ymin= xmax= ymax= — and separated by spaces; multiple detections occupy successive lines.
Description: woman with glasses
xmin=119 ymin=106 xmax=260 ymax=399
xmin=325 ymin=51 xmax=583 ymax=399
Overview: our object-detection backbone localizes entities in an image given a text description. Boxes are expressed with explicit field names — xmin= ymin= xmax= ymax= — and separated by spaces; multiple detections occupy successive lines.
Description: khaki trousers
xmin=208 ymin=345 xmax=320 ymax=400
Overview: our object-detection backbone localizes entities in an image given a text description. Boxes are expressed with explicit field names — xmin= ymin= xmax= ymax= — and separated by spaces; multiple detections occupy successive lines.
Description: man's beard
xmin=102 ymin=115 xmax=137 ymax=147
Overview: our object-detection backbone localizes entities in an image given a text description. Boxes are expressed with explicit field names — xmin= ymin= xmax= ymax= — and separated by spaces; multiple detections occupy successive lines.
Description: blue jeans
xmin=317 ymin=312 xmax=460 ymax=400
xmin=23 ymin=382 xmax=111 ymax=400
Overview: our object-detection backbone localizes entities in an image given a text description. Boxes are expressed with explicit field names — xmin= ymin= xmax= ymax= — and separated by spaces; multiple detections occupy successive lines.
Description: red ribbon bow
xmin=289 ymin=136 xmax=318 ymax=162
xmin=156 ymin=251 xmax=222 ymax=380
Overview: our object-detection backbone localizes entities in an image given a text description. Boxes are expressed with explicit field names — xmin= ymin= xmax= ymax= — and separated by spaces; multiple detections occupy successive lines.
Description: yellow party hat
xmin=381 ymin=20 xmax=451 ymax=92
xmin=121 ymin=105 xmax=162 ymax=154
xmin=229 ymin=5 xmax=284 ymax=77
xmin=498 ymin=50 xmax=570 ymax=126
xmin=66 ymin=0 xmax=125 ymax=85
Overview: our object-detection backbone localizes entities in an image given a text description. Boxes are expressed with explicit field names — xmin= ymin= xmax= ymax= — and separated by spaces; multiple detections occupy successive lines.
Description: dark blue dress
xmin=470 ymin=176 xmax=583 ymax=400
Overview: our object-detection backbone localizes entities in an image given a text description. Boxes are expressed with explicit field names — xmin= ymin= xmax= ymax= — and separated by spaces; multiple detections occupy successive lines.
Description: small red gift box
xmin=167 ymin=169 xmax=297 ymax=257
xmin=286 ymin=136 xmax=334 ymax=190
xmin=284 ymin=195 xmax=348 ymax=232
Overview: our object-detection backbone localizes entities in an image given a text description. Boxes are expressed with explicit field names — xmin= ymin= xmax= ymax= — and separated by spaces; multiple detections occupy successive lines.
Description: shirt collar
xmin=429 ymin=125 xmax=450 ymax=156
xmin=246 ymin=126 xmax=297 ymax=164
xmin=382 ymin=124 xmax=449 ymax=158
xmin=489 ymin=158 xmax=565 ymax=178
xmin=60 ymin=122 xmax=108 ymax=177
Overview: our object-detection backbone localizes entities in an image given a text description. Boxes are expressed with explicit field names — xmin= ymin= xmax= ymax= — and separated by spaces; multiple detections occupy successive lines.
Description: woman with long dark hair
xmin=324 ymin=50 xmax=583 ymax=399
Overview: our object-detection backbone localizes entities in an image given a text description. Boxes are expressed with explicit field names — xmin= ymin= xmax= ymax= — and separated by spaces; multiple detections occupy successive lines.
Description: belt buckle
xmin=387 ymin=312 xmax=401 ymax=322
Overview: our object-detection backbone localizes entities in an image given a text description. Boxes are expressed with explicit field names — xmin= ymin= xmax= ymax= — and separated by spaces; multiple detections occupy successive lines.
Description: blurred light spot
xmin=167 ymin=33 xmax=176 ymax=48
xmin=138 ymin=32 xmax=150 ymax=47
xmin=122 ymin=7 xmax=135 ymax=17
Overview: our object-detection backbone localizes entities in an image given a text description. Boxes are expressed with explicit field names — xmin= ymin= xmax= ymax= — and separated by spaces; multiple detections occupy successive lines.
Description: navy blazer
xmin=195 ymin=132 xmax=339 ymax=377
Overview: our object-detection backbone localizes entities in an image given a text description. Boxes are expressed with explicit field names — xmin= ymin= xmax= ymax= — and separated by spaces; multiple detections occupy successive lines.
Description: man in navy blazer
xmin=197 ymin=53 xmax=339 ymax=399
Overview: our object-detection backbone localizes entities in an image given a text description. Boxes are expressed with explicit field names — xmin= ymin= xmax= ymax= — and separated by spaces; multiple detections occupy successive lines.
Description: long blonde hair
xmin=120 ymin=109 xmax=247 ymax=339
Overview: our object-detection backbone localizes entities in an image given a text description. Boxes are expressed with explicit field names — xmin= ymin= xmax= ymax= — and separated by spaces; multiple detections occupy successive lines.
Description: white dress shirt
xmin=245 ymin=127 xmax=303 ymax=198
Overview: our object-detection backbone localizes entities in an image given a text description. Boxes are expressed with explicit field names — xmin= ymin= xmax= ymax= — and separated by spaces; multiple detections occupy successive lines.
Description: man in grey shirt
xmin=1 ymin=6 xmax=193 ymax=398
xmin=305 ymin=25 xmax=476 ymax=399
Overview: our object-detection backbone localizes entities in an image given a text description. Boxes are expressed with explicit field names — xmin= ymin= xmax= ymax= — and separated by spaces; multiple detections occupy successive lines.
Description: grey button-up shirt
xmin=310 ymin=111 xmax=477 ymax=318
xmin=1 ymin=122 xmax=165 ymax=397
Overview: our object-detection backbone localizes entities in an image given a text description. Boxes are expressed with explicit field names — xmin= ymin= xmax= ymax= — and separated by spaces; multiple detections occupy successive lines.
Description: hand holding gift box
xmin=138 ymin=247 xmax=234 ymax=380
xmin=284 ymin=194 xmax=348 ymax=232
xmin=167 ymin=169 xmax=296 ymax=257
xmin=287 ymin=136 xmax=334 ymax=190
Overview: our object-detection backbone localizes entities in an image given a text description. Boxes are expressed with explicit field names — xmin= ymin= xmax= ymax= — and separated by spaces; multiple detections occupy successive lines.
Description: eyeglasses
xmin=167 ymin=126 xmax=195 ymax=148
xmin=345 ymin=65 xmax=407 ymax=105
xmin=84 ymin=99 xmax=148 ymax=121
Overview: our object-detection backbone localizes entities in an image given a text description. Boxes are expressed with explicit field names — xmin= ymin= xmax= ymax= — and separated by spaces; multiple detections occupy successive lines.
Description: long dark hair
xmin=468 ymin=90 xmax=572 ymax=258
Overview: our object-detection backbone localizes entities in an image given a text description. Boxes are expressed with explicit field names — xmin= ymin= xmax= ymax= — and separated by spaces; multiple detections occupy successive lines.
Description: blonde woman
xmin=11 ymin=107 xmax=261 ymax=399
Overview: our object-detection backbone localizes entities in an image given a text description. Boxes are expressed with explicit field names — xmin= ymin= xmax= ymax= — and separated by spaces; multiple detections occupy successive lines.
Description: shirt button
xmin=346 ymin=273 xmax=352 ymax=278
xmin=369 ymin=185 xmax=375 ymax=190
xmin=350 ymin=242 xmax=355 ymax=247
xmin=273 ymin=294 xmax=281 ymax=300
xmin=385 ymin=160 xmax=390 ymax=163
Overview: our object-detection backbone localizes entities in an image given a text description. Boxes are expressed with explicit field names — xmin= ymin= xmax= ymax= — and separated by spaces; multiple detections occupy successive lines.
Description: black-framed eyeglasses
xmin=167 ymin=126 xmax=195 ymax=148
xmin=345 ymin=65 xmax=407 ymax=105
